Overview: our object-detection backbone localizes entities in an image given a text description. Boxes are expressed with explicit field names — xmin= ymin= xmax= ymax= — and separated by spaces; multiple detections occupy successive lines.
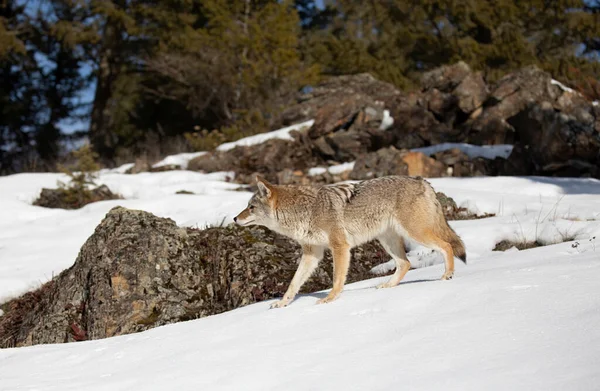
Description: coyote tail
xmin=423 ymin=178 xmax=467 ymax=264
xmin=445 ymin=225 xmax=467 ymax=264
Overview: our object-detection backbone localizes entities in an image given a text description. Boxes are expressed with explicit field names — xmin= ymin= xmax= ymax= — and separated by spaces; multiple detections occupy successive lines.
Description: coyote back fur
xmin=234 ymin=175 xmax=466 ymax=308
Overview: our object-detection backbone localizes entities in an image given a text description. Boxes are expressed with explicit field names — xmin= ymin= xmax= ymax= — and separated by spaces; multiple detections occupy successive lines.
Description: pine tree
xmin=302 ymin=0 xmax=600 ymax=89
xmin=146 ymin=0 xmax=319 ymax=140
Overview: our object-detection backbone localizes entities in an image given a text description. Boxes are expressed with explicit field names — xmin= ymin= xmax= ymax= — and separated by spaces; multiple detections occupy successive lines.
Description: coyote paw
xmin=441 ymin=272 xmax=454 ymax=280
xmin=270 ymin=300 xmax=289 ymax=309
xmin=316 ymin=294 xmax=339 ymax=305
xmin=376 ymin=280 xmax=398 ymax=289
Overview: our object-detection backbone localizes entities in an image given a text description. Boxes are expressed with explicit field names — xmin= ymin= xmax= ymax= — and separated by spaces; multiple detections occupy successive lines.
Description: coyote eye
xmin=249 ymin=205 xmax=255 ymax=211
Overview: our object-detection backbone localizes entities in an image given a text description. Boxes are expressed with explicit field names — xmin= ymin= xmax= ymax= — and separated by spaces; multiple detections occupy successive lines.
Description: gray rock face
xmin=0 ymin=206 xmax=389 ymax=348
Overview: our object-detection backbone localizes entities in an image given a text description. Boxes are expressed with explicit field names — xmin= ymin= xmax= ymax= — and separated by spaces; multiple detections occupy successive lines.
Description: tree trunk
xmin=89 ymin=20 xmax=120 ymax=163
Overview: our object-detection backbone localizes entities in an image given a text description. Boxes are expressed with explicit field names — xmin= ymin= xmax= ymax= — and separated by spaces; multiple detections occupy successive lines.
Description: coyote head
xmin=234 ymin=176 xmax=277 ymax=227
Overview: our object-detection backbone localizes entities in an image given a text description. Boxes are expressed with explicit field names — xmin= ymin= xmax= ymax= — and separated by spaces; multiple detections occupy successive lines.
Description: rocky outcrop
xmin=189 ymin=135 xmax=325 ymax=184
xmin=187 ymin=63 xmax=600 ymax=181
xmin=0 ymin=207 xmax=390 ymax=348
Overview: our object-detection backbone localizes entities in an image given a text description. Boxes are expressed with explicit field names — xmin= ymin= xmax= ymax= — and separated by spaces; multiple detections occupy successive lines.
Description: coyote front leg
xmin=317 ymin=233 xmax=350 ymax=304
xmin=270 ymin=245 xmax=325 ymax=309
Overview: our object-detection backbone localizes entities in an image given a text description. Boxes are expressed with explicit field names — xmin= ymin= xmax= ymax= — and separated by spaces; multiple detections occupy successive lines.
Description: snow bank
xmin=1 ymin=245 xmax=599 ymax=390
xmin=216 ymin=120 xmax=315 ymax=152
xmin=411 ymin=143 xmax=514 ymax=160
xmin=308 ymin=162 xmax=356 ymax=176
xmin=551 ymin=79 xmax=576 ymax=94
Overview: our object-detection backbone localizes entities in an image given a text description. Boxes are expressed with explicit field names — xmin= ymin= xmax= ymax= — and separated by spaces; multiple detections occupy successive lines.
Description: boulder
xmin=189 ymin=136 xmax=324 ymax=184
xmin=469 ymin=65 xmax=559 ymax=143
xmin=401 ymin=152 xmax=447 ymax=178
xmin=388 ymin=95 xmax=466 ymax=149
xmin=33 ymin=184 xmax=121 ymax=210
xmin=453 ymin=72 xmax=488 ymax=114
xmin=506 ymin=101 xmax=600 ymax=177
xmin=432 ymin=148 xmax=503 ymax=177
xmin=349 ymin=147 xmax=409 ymax=180
xmin=0 ymin=207 xmax=390 ymax=347
xmin=281 ymin=73 xmax=401 ymax=139
xmin=421 ymin=61 xmax=472 ymax=92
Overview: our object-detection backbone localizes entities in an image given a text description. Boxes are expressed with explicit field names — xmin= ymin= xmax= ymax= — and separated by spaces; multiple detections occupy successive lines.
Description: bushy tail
xmin=446 ymin=225 xmax=467 ymax=264
xmin=422 ymin=178 xmax=467 ymax=263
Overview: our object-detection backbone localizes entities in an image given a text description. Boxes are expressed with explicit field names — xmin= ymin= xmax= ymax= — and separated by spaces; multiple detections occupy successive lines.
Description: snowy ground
xmin=1 ymin=244 xmax=599 ymax=390
xmin=1 ymin=126 xmax=600 ymax=389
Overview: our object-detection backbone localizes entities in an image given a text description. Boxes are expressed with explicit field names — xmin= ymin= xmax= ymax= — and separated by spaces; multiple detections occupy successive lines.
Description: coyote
xmin=234 ymin=175 xmax=466 ymax=308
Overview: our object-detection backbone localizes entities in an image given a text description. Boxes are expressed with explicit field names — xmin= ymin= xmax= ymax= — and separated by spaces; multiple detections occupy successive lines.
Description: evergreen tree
xmin=0 ymin=1 xmax=40 ymax=173
xmin=146 ymin=0 xmax=319 ymax=136
xmin=304 ymin=0 xmax=600 ymax=88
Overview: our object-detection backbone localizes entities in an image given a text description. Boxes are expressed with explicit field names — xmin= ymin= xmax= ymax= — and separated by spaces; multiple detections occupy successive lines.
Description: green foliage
xmin=147 ymin=0 xmax=319 ymax=131
xmin=304 ymin=0 xmax=600 ymax=88
xmin=58 ymin=143 xmax=101 ymax=188
xmin=184 ymin=109 xmax=269 ymax=151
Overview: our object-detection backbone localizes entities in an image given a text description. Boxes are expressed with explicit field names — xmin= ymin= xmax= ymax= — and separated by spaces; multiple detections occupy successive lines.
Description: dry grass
xmin=0 ymin=280 xmax=55 ymax=348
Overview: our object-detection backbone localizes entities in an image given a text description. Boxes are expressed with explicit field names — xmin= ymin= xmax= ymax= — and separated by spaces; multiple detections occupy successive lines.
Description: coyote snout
xmin=234 ymin=175 xmax=466 ymax=308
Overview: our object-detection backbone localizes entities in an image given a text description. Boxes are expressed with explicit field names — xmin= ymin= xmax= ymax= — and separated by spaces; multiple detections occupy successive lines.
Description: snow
xmin=593 ymin=101 xmax=599 ymax=107
xmin=152 ymin=152 xmax=207 ymax=170
xmin=2 ymin=159 xmax=600 ymax=389
xmin=307 ymin=166 xmax=327 ymax=176
xmin=216 ymin=120 xmax=315 ymax=152
xmin=551 ymin=79 xmax=576 ymax=94
xmin=308 ymin=162 xmax=356 ymax=176
xmin=379 ymin=109 xmax=394 ymax=130
xmin=1 ymin=242 xmax=599 ymax=390
xmin=412 ymin=143 xmax=514 ymax=160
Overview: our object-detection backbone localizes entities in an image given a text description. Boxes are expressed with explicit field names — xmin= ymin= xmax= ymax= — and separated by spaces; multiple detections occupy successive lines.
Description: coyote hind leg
xmin=376 ymin=231 xmax=411 ymax=289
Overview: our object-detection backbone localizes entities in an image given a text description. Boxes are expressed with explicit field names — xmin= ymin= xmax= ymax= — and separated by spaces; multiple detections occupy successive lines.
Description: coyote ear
xmin=256 ymin=175 xmax=273 ymax=198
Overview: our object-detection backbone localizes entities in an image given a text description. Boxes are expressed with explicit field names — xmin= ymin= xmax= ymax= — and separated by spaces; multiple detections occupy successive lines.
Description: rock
xmin=149 ymin=164 xmax=181 ymax=172
xmin=282 ymin=74 xmax=401 ymax=137
xmin=401 ymin=152 xmax=447 ymax=178
xmin=189 ymin=136 xmax=323 ymax=185
xmin=276 ymin=169 xmax=312 ymax=185
xmin=436 ymin=192 xmax=495 ymax=220
xmin=349 ymin=147 xmax=408 ymax=180
xmin=191 ymin=64 xmax=600 ymax=182
xmin=453 ymin=72 xmax=488 ymax=114
xmin=388 ymin=95 xmax=466 ymax=149
xmin=469 ymin=65 xmax=558 ymax=143
xmin=33 ymin=184 xmax=121 ymax=210
xmin=432 ymin=148 xmax=502 ymax=177
xmin=313 ymin=136 xmax=336 ymax=158
xmin=125 ymin=158 xmax=152 ymax=174
xmin=424 ymin=89 xmax=459 ymax=124
xmin=506 ymin=102 xmax=600 ymax=177
xmin=421 ymin=61 xmax=472 ymax=92
xmin=188 ymin=151 xmax=237 ymax=172
xmin=308 ymin=94 xmax=370 ymax=139
xmin=326 ymin=130 xmax=372 ymax=161
xmin=0 ymin=207 xmax=391 ymax=347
